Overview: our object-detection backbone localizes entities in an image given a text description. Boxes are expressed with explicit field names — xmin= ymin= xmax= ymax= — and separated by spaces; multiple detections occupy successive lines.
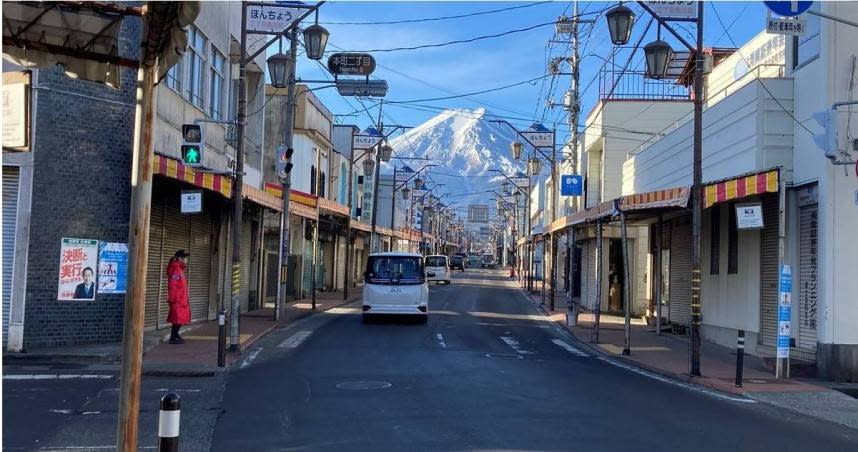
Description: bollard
xmin=158 ymin=392 xmax=180 ymax=452
xmin=735 ymin=330 xmax=745 ymax=387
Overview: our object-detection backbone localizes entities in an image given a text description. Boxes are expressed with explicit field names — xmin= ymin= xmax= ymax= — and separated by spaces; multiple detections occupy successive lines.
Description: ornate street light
xmin=644 ymin=39 xmax=673 ymax=79
xmin=510 ymin=141 xmax=524 ymax=160
xmin=502 ymin=181 xmax=510 ymax=192
xmin=513 ymin=190 xmax=522 ymax=203
xmin=606 ymin=3 xmax=635 ymax=46
xmin=266 ymin=52 xmax=294 ymax=88
xmin=362 ymin=157 xmax=375 ymax=176
xmin=528 ymin=157 xmax=542 ymax=176
xmin=401 ymin=186 xmax=411 ymax=200
xmin=379 ymin=144 xmax=393 ymax=162
xmin=413 ymin=176 xmax=423 ymax=190
xmin=303 ymin=24 xmax=330 ymax=60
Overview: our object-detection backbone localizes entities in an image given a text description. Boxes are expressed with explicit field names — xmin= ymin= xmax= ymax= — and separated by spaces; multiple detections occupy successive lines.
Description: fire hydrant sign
xmin=58 ymin=238 xmax=99 ymax=300
xmin=777 ymin=264 xmax=792 ymax=358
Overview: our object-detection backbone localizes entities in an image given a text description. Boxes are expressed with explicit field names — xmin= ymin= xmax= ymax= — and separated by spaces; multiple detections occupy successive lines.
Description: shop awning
xmin=319 ymin=197 xmax=349 ymax=217
xmin=351 ymin=220 xmax=372 ymax=233
xmin=264 ymin=183 xmax=317 ymax=209
xmin=155 ymin=154 xmax=232 ymax=198
xmin=243 ymin=184 xmax=281 ymax=212
xmin=376 ymin=226 xmax=394 ymax=238
xmin=547 ymin=186 xmax=691 ymax=233
xmin=704 ymin=169 xmax=778 ymax=209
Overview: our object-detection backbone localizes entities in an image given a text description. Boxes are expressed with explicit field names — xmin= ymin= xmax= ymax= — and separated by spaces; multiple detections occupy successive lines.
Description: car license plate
xmin=389 ymin=286 xmax=402 ymax=293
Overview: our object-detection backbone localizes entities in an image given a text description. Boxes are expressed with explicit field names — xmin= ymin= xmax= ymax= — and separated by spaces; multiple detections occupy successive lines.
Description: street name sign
xmin=328 ymin=53 xmax=376 ymax=76
xmin=520 ymin=131 xmax=554 ymax=148
xmin=353 ymin=134 xmax=382 ymax=150
xmin=646 ymin=1 xmax=696 ymax=19
xmin=245 ymin=4 xmax=302 ymax=34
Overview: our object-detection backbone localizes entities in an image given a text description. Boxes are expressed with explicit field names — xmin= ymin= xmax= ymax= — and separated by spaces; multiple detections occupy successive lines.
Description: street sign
xmin=777 ymin=265 xmax=793 ymax=359
xmin=353 ymin=134 xmax=382 ymax=150
xmin=764 ymin=1 xmax=813 ymax=17
xmin=245 ymin=4 xmax=302 ymax=34
xmin=766 ymin=17 xmax=808 ymax=36
xmin=510 ymin=176 xmax=530 ymax=188
xmin=561 ymin=174 xmax=583 ymax=196
xmin=337 ymin=79 xmax=388 ymax=97
xmin=520 ymin=131 xmax=554 ymax=148
xmin=646 ymin=1 xmax=696 ymax=19
xmin=327 ymin=53 xmax=376 ymax=76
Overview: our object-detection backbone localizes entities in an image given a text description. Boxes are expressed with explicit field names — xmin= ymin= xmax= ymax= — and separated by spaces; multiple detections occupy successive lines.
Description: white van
xmin=362 ymin=252 xmax=429 ymax=323
xmin=424 ymin=255 xmax=451 ymax=285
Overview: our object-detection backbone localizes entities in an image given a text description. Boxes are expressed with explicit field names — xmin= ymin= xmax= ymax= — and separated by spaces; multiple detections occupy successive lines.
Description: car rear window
xmin=450 ymin=256 xmax=463 ymax=263
xmin=425 ymin=256 xmax=447 ymax=267
xmin=365 ymin=256 xmax=424 ymax=285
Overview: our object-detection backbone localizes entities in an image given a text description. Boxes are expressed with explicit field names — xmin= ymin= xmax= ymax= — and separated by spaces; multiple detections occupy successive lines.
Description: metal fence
xmin=599 ymin=69 xmax=691 ymax=101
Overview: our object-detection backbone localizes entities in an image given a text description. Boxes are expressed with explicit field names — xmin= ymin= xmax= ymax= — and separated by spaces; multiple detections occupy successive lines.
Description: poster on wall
xmin=58 ymin=238 xmax=99 ymax=300
xmin=98 ymin=242 xmax=128 ymax=294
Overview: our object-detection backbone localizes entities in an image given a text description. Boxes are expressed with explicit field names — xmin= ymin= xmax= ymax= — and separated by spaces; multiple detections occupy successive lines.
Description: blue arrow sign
xmin=561 ymin=174 xmax=583 ymax=196
xmin=764 ymin=1 xmax=813 ymax=17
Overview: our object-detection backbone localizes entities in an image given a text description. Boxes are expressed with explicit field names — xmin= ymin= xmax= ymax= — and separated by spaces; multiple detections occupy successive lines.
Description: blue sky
xmin=287 ymin=1 xmax=768 ymax=145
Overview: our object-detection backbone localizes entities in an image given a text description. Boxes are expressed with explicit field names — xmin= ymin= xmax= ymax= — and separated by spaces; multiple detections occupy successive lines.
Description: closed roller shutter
xmin=759 ymin=195 xmax=779 ymax=349
xmin=3 ymin=167 xmax=20 ymax=346
xmin=161 ymin=204 xmax=190 ymax=326
xmin=188 ymin=213 xmax=213 ymax=321
xmin=669 ymin=216 xmax=692 ymax=326
xmin=798 ymin=203 xmax=818 ymax=360
xmin=582 ymin=239 xmax=597 ymax=310
xmin=144 ymin=200 xmax=166 ymax=329
xmin=240 ymin=218 xmax=253 ymax=312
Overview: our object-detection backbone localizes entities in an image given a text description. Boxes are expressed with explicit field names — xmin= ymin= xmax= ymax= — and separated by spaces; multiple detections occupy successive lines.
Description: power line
xmin=321 ymin=2 xmax=553 ymax=25
xmin=386 ymin=75 xmax=551 ymax=104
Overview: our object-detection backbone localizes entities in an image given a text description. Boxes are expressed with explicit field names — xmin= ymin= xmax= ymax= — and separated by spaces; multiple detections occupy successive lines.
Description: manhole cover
xmin=336 ymin=380 xmax=392 ymax=390
xmin=485 ymin=353 xmax=524 ymax=360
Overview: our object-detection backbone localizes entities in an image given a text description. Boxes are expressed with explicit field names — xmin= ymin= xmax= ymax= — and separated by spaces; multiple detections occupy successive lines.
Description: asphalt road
xmin=211 ymin=269 xmax=857 ymax=451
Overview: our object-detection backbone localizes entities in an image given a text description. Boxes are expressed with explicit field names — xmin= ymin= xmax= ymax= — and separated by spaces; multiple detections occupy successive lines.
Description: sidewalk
xmin=520 ymin=288 xmax=858 ymax=430
xmin=4 ymin=291 xmax=361 ymax=375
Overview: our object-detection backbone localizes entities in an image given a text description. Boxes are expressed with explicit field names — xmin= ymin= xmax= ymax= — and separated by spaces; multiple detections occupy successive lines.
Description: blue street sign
xmin=764 ymin=1 xmax=813 ymax=17
xmin=776 ymin=264 xmax=793 ymax=358
xmin=561 ymin=175 xmax=583 ymax=196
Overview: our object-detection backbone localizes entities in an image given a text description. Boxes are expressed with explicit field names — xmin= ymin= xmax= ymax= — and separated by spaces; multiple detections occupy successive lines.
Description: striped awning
xmin=155 ymin=154 xmax=232 ymax=198
xmin=243 ymin=184 xmax=281 ymax=212
xmin=318 ymin=197 xmax=349 ymax=217
xmin=264 ymin=183 xmax=317 ymax=208
xmin=704 ymin=169 xmax=778 ymax=208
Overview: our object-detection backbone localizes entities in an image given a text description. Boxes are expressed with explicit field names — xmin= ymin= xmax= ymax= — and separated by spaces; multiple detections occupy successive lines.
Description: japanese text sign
xmin=246 ymin=5 xmax=301 ymax=34
xmin=58 ymin=238 xmax=98 ymax=300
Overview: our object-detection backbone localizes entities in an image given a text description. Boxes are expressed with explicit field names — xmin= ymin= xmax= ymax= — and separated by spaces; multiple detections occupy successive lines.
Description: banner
xmin=361 ymin=171 xmax=374 ymax=223
xmin=58 ymin=238 xmax=98 ymax=300
xmin=98 ymin=242 xmax=128 ymax=294
xmin=777 ymin=265 xmax=792 ymax=358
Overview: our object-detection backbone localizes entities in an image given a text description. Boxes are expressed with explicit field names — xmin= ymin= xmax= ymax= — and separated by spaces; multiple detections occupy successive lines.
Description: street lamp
xmin=413 ymin=176 xmax=423 ymax=189
xmin=267 ymin=52 xmax=294 ymax=89
xmin=511 ymin=141 xmax=524 ymax=160
xmin=380 ymin=144 xmax=393 ymax=162
xmin=401 ymin=186 xmax=411 ymax=200
xmin=606 ymin=3 xmax=635 ymax=45
xmin=302 ymin=24 xmax=329 ymax=60
xmin=362 ymin=156 xmax=375 ymax=176
xmin=644 ymin=38 xmax=673 ymax=79
xmin=528 ymin=158 xmax=542 ymax=176
xmin=513 ymin=190 xmax=522 ymax=203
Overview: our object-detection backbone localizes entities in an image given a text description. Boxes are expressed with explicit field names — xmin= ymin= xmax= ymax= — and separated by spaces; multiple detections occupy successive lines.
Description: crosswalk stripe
xmin=500 ymin=336 xmax=534 ymax=355
xmin=551 ymin=339 xmax=588 ymax=357
xmin=278 ymin=330 xmax=313 ymax=349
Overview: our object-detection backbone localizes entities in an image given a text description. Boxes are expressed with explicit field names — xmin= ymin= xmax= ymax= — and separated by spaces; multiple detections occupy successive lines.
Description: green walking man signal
xmin=181 ymin=124 xmax=204 ymax=166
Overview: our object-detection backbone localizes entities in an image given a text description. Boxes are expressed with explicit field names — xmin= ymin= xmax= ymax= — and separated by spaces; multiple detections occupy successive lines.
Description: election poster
xmin=58 ymin=238 xmax=99 ymax=301
xmin=98 ymin=242 xmax=128 ymax=294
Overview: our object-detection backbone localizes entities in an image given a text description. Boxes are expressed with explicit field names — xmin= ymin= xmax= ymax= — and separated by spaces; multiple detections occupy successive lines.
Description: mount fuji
xmin=385 ymin=107 xmax=525 ymax=209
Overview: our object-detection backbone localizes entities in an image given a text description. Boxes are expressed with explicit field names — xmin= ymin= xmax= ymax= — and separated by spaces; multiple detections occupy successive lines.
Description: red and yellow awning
xmin=155 ymin=154 xmax=232 ymax=198
xmin=704 ymin=169 xmax=778 ymax=208
xmin=264 ymin=183 xmax=317 ymax=208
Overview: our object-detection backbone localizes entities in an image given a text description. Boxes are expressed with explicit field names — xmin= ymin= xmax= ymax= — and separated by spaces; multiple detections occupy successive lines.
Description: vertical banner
xmin=58 ymin=238 xmax=99 ymax=300
xmin=777 ymin=264 xmax=792 ymax=358
xmin=98 ymin=242 xmax=128 ymax=294
xmin=361 ymin=171 xmax=374 ymax=223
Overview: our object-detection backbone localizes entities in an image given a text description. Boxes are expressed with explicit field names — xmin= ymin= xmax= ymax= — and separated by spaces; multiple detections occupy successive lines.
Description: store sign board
xmin=181 ymin=190 xmax=203 ymax=214
xmin=736 ymin=203 xmax=764 ymax=229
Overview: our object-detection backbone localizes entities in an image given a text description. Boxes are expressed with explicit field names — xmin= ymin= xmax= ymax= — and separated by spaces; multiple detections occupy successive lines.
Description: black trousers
xmin=170 ymin=324 xmax=182 ymax=339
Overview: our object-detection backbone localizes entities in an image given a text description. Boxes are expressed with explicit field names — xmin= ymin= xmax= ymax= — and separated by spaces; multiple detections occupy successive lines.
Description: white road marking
xmin=241 ymin=347 xmax=263 ymax=369
xmin=4 ymin=374 xmax=113 ymax=380
xmin=500 ymin=336 xmax=534 ymax=355
xmin=48 ymin=409 xmax=73 ymax=414
xmin=597 ymin=357 xmax=756 ymax=404
xmin=436 ymin=333 xmax=447 ymax=348
xmin=278 ymin=330 xmax=313 ymax=349
xmin=155 ymin=388 xmax=201 ymax=393
xmin=552 ymin=339 xmax=588 ymax=357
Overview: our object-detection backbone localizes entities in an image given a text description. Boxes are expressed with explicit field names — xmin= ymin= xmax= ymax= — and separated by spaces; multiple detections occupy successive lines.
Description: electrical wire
xmin=322 ymin=2 xmax=553 ymax=25
xmin=385 ymin=75 xmax=552 ymax=105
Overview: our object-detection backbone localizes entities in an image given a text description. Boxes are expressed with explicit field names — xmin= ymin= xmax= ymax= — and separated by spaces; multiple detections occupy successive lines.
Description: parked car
xmin=449 ymin=255 xmax=465 ymax=271
xmin=362 ymin=252 xmax=428 ymax=323
xmin=480 ymin=254 xmax=496 ymax=269
xmin=424 ymin=255 xmax=451 ymax=285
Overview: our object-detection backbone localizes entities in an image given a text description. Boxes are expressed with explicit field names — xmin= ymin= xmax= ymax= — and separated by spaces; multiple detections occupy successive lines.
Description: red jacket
xmin=166 ymin=259 xmax=190 ymax=325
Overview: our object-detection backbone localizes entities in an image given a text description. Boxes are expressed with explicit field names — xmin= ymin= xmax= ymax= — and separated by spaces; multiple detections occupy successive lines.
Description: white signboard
xmin=246 ymin=5 xmax=302 ymax=34
xmin=181 ymin=190 xmax=203 ymax=214
xmin=58 ymin=238 xmax=99 ymax=300
xmin=353 ymin=134 xmax=382 ymax=150
xmin=2 ymin=82 xmax=27 ymax=148
xmin=520 ymin=131 xmax=553 ymax=148
xmin=511 ymin=177 xmax=530 ymax=188
xmin=736 ymin=203 xmax=764 ymax=229
xmin=647 ymin=1 xmax=696 ymax=19
xmin=766 ymin=17 xmax=807 ymax=36
xmin=361 ymin=172 xmax=374 ymax=222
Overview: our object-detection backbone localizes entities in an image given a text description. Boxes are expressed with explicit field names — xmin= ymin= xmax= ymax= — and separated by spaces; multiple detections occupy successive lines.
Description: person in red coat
xmin=167 ymin=250 xmax=190 ymax=344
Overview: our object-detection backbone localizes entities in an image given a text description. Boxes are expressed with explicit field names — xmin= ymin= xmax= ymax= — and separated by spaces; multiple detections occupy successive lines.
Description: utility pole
xmin=276 ymin=27 xmax=299 ymax=321
xmin=344 ymin=128 xmax=355 ymax=301
xmin=369 ymin=100 xmax=383 ymax=252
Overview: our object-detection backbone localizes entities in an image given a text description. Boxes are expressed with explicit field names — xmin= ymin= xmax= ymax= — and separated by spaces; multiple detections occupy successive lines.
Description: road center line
xmin=278 ymin=330 xmax=313 ymax=349
xmin=552 ymin=339 xmax=589 ymax=357
xmin=436 ymin=333 xmax=447 ymax=348
xmin=500 ymin=336 xmax=534 ymax=355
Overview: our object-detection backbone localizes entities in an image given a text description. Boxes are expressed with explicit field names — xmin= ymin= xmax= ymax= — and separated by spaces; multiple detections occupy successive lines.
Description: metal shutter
xmin=3 ymin=167 xmax=20 ymax=346
xmin=188 ymin=212 xmax=213 ymax=321
xmin=144 ymin=199 xmax=166 ymax=329
xmin=759 ymin=195 xmax=779 ymax=349
xmin=669 ymin=216 xmax=692 ymax=326
xmin=582 ymin=239 xmax=597 ymax=310
xmin=798 ymin=203 xmax=818 ymax=359
xmin=161 ymin=203 xmax=190 ymax=326
xmin=240 ymin=218 xmax=253 ymax=312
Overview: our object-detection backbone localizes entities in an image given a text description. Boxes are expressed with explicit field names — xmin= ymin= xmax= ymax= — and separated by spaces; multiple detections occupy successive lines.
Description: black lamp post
xmin=644 ymin=38 xmax=673 ymax=79
xmin=380 ymin=144 xmax=393 ymax=162
xmin=511 ymin=141 xmax=524 ymax=160
xmin=266 ymin=52 xmax=293 ymax=89
xmin=606 ymin=3 xmax=635 ymax=45
xmin=302 ymin=23 xmax=329 ymax=60
xmin=362 ymin=156 xmax=375 ymax=177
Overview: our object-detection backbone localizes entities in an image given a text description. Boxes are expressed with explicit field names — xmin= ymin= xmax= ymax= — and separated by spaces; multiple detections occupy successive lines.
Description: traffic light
xmin=812 ymin=109 xmax=839 ymax=160
xmin=276 ymin=145 xmax=294 ymax=180
xmin=181 ymin=124 xmax=204 ymax=166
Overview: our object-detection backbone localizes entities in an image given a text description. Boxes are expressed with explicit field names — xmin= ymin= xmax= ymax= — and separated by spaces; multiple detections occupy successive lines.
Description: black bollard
xmin=158 ymin=392 xmax=180 ymax=452
xmin=735 ymin=330 xmax=745 ymax=387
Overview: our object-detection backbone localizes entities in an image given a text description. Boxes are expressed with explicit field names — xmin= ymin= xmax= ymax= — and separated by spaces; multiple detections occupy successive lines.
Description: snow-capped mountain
xmin=385 ymin=107 xmax=524 ymax=210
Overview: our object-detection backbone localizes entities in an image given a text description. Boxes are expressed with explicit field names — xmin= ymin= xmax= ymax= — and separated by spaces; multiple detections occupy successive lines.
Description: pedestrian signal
xmin=181 ymin=124 xmax=204 ymax=166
